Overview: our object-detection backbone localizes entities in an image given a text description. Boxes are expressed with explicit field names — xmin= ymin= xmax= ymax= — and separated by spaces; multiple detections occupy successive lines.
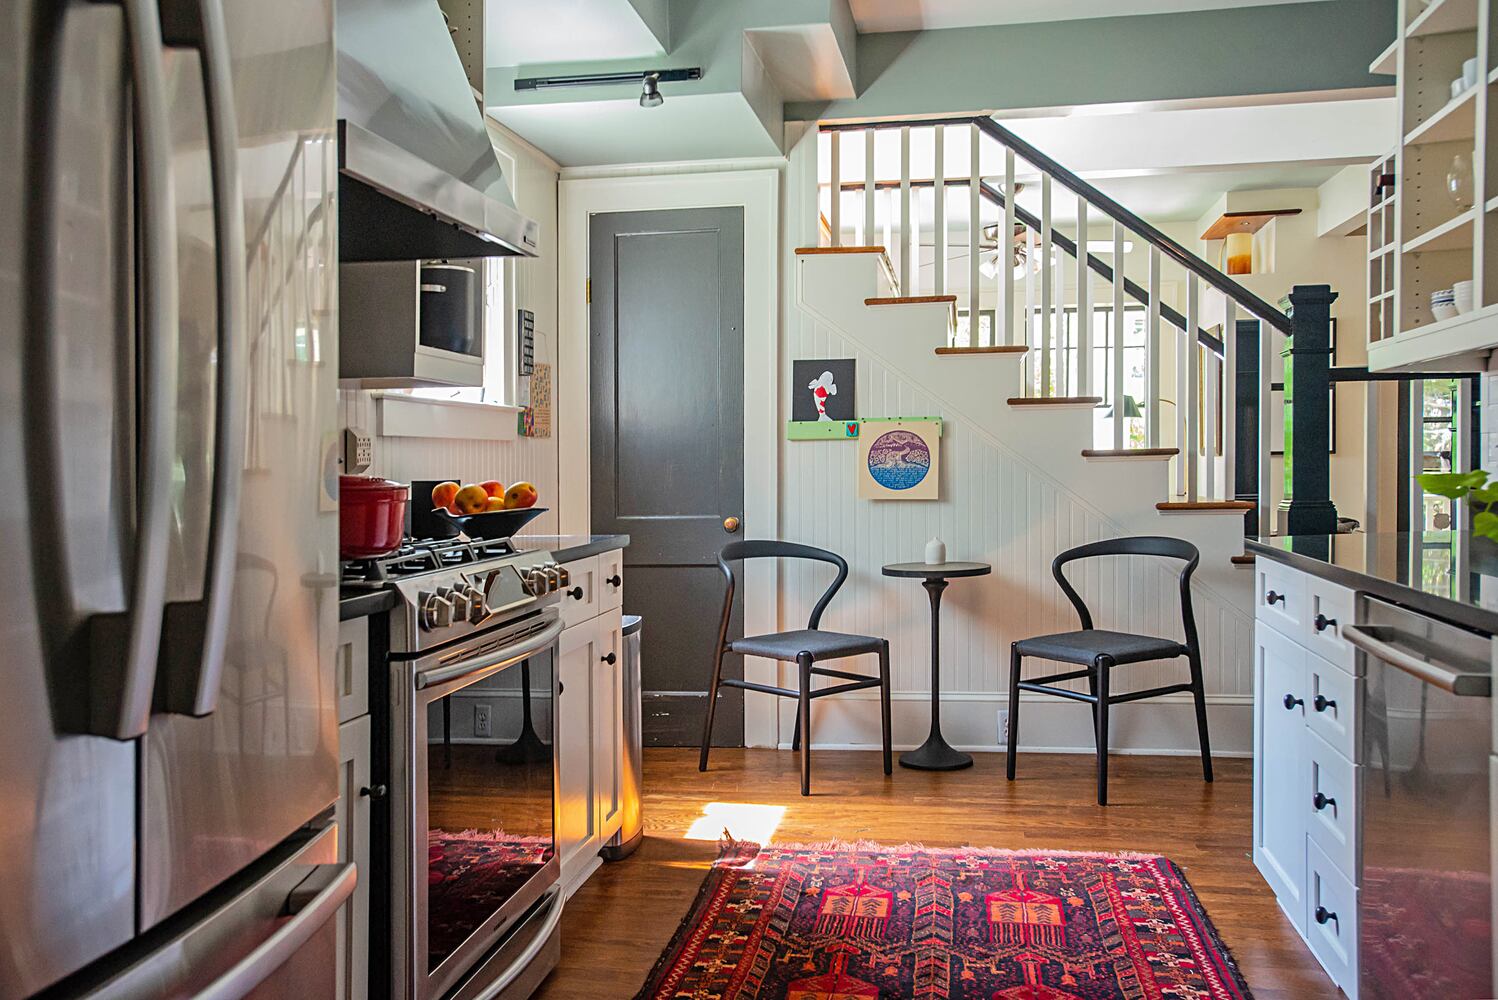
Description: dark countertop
xmin=1246 ymin=532 xmax=1498 ymax=634
xmin=338 ymin=533 xmax=629 ymax=621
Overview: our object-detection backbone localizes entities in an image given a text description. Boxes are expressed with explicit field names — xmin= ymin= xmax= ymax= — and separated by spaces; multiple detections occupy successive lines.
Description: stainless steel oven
xmin=390 ymin=605 xmax=564 ymax=1000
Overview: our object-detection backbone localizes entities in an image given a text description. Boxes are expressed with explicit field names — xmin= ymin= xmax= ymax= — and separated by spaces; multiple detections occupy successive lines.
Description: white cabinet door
xmin=598 ymin=548 xmax=624 ymax=613
xmin=336 ymin=618 xmax=369 ymax=724
xmin=593 ymin=610 xmax=625 ymax=842
xmin=560 ymin=555 xmax=600 ymax=629
xmin=1254 ymin=623 xmax=1308 ymax=934
xmin=335 ymin=715 xmax=372 ymax=1000
xmin=556 ymin=620 xmax=599 ymax=885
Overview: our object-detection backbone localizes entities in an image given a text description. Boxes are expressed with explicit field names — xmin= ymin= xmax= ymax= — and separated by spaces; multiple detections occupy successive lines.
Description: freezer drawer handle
xmin=1343 ymin=623 xmax=1493 ymax=697
xmin=196 ymin=862 xmax=356 ymax=1000
xmin=158 ymin=0 xmax=250 ymax=719
xmin=463 ymin=891 xmax=565 ymax=1000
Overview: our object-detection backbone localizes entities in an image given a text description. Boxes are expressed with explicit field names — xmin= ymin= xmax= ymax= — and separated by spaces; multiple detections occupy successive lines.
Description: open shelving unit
xmin=1368 ymin=0 xmax=1498 ymax=370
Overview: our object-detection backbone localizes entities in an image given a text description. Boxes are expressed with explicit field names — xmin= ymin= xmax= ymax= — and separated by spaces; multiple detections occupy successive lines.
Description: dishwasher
xmin=1345 ymin=596 xmax=1493 ymax=1000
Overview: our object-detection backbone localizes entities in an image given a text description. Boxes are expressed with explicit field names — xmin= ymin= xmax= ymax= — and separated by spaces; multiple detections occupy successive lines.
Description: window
xmin=1029 ymin=305 xmax=1150 ymax=447
xmin=399 ymin=256 xmax=515 ymax=406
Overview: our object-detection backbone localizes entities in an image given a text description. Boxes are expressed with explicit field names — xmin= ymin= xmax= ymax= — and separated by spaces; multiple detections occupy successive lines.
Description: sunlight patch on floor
xmin=682 ymin=802 xmax=787 ymax=844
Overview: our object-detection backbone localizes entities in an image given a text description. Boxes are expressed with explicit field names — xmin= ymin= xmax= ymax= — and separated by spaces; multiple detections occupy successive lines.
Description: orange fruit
xmin=431 ymin=481 xmax=460 ymax=514
xmin=479 ymin=479 xmax=504 ymax=498
xmin=485 ymin=496 xmax=506 ymax=512
xmin=503 ymin=481 xmax=538 ymax=509
xmin=454 ymin=484 xmax=490 ymax=514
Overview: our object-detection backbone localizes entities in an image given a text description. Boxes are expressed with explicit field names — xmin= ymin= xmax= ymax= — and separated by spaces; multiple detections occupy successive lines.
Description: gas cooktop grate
xmin=340 ymin=536 xmax=517 ymax=588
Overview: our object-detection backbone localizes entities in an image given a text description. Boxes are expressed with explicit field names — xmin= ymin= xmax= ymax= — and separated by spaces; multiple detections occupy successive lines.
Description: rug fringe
xmin=715 ymin=838 xmax=1166 ymax=863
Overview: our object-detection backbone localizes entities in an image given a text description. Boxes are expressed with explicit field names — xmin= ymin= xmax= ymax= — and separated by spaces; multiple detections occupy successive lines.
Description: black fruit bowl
xmin=431 ymin=506 xmax=547 ymax=540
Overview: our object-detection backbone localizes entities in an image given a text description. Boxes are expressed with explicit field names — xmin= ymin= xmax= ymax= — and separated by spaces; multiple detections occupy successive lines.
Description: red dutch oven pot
xmin=339 ymin=475 xmax=409 ymax=559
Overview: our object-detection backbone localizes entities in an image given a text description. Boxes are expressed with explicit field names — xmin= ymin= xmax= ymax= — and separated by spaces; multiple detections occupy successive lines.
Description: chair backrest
xmin=717 ymin=541 xmax=849 ymax=636
xmin=1051 ymin=536 xmax=1201 ymax=653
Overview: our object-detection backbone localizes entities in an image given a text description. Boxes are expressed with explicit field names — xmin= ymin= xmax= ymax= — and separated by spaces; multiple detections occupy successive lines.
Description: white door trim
xmin=558 ymin=168 xmax=781 ymax=748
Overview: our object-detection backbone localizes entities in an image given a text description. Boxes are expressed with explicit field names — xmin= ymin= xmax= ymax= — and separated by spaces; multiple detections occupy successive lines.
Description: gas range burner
xmin=340 ymin=536 xmax=518 ymax=588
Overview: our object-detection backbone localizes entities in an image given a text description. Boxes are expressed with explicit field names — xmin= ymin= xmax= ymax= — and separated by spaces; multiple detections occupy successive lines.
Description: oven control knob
xmin=552 ymin=563 xmax=570 ymax=588
xmin=462 ymin=585 xmax=489 ymax=622
xmin=419 ymin=591 xmax=453 ymax=631
xmin=439 ymin=586 xmax=468 ymax=621
xmin=542 ymin=566 xmax=561 ymax=592
xmin=523 ymin=568 xmax=547 ymax=596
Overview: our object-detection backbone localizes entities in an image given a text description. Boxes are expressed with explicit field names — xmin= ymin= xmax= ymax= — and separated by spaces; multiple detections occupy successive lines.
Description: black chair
xmin=1007 ymin=536 xmax=1211 ymax=805
xmin=700 ymin=540 xmax=892 ymax=796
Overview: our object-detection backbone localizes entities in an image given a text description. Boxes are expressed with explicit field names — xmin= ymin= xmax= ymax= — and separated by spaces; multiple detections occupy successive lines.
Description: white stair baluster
xmin=1205 ymin=337 xmax=1217 ymax=500
xmin=1024 ymin=224 xmax=1037 ymax=395
xmin=1040 ymin=175 xmax=1053 ymax=396
xmin=1003 ymin=148 xmax=1016 ymax=348
xmin=1075 ymin=200 xmax=1090 ymax=396
xmin=1147 ymin=247 xmax=1161 ymax=448
xmin=1112 ymin=220 xmax=1125 ymax=450
xmin=1258 ymin=318 xmax=1272 ymax=536
xmin=1223 ymin=299 xmax=1238 ymax=503
xmin=899 ymin=126 xmax=912 ymax=294
xmin=934 ymin=124 xmax=945 ymax=296
xmin=829 ymin=130 xmax=841 ymax=247
xmin=969 ymin=124 xmax=981 ymax=347
xmin=1186 ymin=276 xmax=1201 ymax=503
xmin=863 ymin=128 xmax=876 ymax=249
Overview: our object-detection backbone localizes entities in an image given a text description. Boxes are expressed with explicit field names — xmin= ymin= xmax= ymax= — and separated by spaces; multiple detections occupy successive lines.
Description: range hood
xmin=336 ymin=0 xmax=539 ymax=261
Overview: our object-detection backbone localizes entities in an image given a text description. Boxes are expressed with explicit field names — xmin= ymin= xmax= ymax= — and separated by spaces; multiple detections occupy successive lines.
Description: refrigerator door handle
xmin=83 ymin=0 xmax=181 ymax=740
xmin=158 ymin=0 xmax=247 ymax=717
xmin=194 ymin=862 xmax=357 ymax=1000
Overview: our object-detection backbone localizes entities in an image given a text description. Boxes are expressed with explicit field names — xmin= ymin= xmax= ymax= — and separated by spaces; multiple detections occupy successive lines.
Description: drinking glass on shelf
xmin=1447 ymin=151 xmax=1475 ymax=209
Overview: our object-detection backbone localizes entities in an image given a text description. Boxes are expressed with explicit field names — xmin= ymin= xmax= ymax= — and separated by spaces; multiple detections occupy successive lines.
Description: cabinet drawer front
xmin=560 ymin=555 xmax=600 ymax=629
xmin=1305 ymin=729 xmax=1360 ymax=882
xmin=1256 ymin=560 xmax=1305 ymax=635
xmin=598 ymin=549 xmax=624 ymax=613
xmin=336 ymin=618 xmax=370 ymax=724
xmin=1306 ymin=654 xmax=1360 ymax=763
xmin=1306 ymin=838 xmax=1359 ymax=997
xmin=1305 ymin=577 xmax=1356 ymax=674
xmin=1254 ymin=623 xmax=1308 ymax=933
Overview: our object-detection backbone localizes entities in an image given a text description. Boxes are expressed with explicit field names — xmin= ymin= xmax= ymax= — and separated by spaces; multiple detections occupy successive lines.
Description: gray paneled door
xmin=590 ymin=208 xmax=745 ymax=746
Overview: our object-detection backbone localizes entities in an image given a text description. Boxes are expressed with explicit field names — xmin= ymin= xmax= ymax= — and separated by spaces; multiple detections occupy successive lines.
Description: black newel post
xmin=1279 ymin=284 xmax=1339 ymax=536
xmin=1234 ymin=316 xmax=1262 ymax=538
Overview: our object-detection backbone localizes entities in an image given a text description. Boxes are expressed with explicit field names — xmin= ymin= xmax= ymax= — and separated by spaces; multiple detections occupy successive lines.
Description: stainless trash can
xmin=601 ymin=614 xmax=643 ymax=860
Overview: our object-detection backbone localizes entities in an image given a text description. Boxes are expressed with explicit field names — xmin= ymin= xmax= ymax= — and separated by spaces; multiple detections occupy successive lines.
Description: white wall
xmin=339 ymin=122 xmax=562 ymax=534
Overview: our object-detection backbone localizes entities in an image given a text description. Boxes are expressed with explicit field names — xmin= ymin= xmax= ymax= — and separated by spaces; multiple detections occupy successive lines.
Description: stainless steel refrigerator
xmin=2 ymin=0 xmax=345 ymax=996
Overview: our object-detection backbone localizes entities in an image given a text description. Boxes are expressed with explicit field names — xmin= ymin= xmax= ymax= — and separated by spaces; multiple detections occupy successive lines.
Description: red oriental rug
xmin=427 ymin=829 xmax=553 ymax=971
xmin=635 ymin=840 xmax=1253 ymax=1000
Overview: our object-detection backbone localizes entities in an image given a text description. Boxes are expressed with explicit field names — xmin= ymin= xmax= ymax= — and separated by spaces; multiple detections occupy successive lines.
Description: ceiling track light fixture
xmin=513 ymin=67 xmax=701 ymax=110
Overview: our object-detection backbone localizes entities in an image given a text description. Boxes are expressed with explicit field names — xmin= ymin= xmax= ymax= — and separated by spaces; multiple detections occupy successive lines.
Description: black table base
xmin=899 ymin=577 xmax=974 ymax=771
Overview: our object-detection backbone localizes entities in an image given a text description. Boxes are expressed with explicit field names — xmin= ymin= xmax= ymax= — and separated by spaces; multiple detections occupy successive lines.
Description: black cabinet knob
xmin=1313 ymin=791 xmax=1336 ymax=811
xmin=1314 ymin=905 xmax=1337 ymax=926
xmin=566 ymin=586 xmax=584 ymax=600
xmin=1265 ymin=590 xmax=1286 ymax=606
xmin=606 ymin=574 xmax=622 ymax=588
xmin=1313 ymin=694 xmax=1336 ymax=713
xmin=1283 ymin=694 xmax=1304 ymax=710
xmin=602 ymin=652 xmax=617 ymax=665
xmin=359 ymin=784 xmax=387 ymax=799
xmin=1313 ymin=613 xmax=1337 ymax=633
xmin=557 ymin=681 xmax=564 ymax=695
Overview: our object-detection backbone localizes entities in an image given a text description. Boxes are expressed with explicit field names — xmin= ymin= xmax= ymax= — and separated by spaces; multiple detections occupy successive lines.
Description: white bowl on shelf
xmin=1454 ymin=279 xmax=1475 ymax=314
xmin=1431 ymin=288 xmax=1457 ymax=321
xmin=1451 ymin=77 xmax=1467 ymax=99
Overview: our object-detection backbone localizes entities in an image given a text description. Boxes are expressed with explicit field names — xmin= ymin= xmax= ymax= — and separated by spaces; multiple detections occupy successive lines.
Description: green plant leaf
xmin=1471 ymin=482 xmax=1498 ymax=506
xmin=1418 ymin=470 xmax=1490 ymax=499
xmin=1475 ymin=510 xmax=1498 ymax=541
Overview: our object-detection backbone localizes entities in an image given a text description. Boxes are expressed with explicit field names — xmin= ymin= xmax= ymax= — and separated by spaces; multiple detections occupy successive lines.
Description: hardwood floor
xmin=535 ymin=748 xmax=1336 ymax=1000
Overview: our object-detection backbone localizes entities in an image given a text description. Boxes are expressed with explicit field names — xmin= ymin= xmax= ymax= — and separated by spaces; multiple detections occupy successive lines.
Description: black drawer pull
xmin=1314 ymin=905 xmax=1337 ymax=927
xmin=1313 ymin=792 xmax=1336 ymax=811
xmin=1283 ymin=694 xmax=1304 ymax=710
xmin=1314 ymin=613 xmax=1338 ymax=633
xmin=1265 ymin=590 xmax=1286 ymax=606
xmin=1313 ymin=694 xmax=1336 ymax=713
xmin=359 ymin=784 xmax=387 ymax=799
xmin=602 ymin=652 xmax=617 ymax=665
xmin=606 ymin=574 xmax=622 ymax=588
xmin=566 ymin=586 xmax=584 ymax=600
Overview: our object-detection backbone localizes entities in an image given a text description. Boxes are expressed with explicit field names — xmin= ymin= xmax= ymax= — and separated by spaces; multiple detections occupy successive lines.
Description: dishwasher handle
xmin=1343 ymin=623 xmax=1492 ymax=697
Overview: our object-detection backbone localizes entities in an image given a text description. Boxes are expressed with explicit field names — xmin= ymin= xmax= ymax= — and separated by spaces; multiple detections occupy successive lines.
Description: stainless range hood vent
xmin=336 ymin=0 xmax=539 ymax=260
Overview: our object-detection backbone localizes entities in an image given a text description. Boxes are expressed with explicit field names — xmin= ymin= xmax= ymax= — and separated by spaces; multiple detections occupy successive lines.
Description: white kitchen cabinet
xmin=1253 ymin=559 xmax=1363 ymax=999
xmin=1254 ymin=623 xmax=1309 ymax=933
xmin=335 ymin=714 xmax=372 ymax=1000
xmin=559 ymin=554 xmax=600 ymax=629
xmin=556 ymin=619 xmax=600 ymax=889
xmin=336 ymin=618 xmax=369 ymax=724
xmin=598 ymin=549 xmax=624 ymax=613
xmin=593 ymin=610 xmax=625 ymax=839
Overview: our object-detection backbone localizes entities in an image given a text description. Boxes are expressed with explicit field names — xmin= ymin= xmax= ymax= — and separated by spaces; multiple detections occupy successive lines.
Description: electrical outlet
xmin=997 ymin=708 xmax=1010 ymax=745
xmin=474 ymin=704 xmax=492 ymax=739
xmin=342 ymin=426 xmax=374 ymax=474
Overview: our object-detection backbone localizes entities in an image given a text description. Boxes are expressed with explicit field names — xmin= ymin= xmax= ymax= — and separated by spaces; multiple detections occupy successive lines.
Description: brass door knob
xmin=723 ymin=516 xmax=740 ymax=533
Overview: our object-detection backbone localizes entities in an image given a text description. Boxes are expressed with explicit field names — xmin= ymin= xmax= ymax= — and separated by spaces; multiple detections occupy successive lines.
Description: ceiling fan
xmin=918 ymin=221 xmax=1038 ymax=278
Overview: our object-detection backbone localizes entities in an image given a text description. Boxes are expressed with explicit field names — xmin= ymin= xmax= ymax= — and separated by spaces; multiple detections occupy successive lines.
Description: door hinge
xmin=586 ymin=277 xmax=591 ymax=304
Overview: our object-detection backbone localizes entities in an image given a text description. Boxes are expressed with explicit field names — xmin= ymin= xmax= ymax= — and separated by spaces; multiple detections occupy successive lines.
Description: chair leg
xmin=443 ymin=696 xmax=452 ymax=769
xmin=699 ymin=646 xmax=728 ymax=772
xmin=791 ymin=711 xmax=800 ymax=752
xmin=1006 ymin=644 xmax=1022 ymax=780
xmin=1094 ymin=656 xmax=1111 ymax=806
xmin=879 ymin=641 xmax=893 ymax=776
xmin=1186 ymin=649 xmax=1214 ymax=783
xmin=798 ymin=652 xmax=814 ymax=796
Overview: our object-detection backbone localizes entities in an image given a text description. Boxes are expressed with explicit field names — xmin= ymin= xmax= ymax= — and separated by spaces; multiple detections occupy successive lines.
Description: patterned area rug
xmin=636 ymin=840 xmax=1253 ymax=999
xmin=427 ymin=830 xmax=553 ymax=971
xmin=1359 ymin=865 xmax=1491 ymax=998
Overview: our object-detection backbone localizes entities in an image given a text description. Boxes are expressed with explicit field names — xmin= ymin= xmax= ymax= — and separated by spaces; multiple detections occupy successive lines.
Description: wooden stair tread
xmin=1230 ymin=554 xmax=1256 ymax=565
xmin=795 ymin=246 xmax=888 ymax=255
xmin=936 ymin=346 xmax=1029 ymax=355
xmin=1156 ymin=500 xmax=1257 ymax=511
xmin=866 ymin=295 xmax=957 ymax=305
xmin=1080 ymin=448 xmax=1179 ymax=458
xmin=1007 ymin=396 xmax=1102 ymax=406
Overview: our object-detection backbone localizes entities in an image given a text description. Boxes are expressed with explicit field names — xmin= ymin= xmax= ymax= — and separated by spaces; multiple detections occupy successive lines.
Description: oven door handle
xmin=414 ymin=617 xmax=564 ymax=691
xmin=1343 ymin=623 xmax=1493 ymax=697
xmin=462 ymin=890 xmax=564 ymax=1000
